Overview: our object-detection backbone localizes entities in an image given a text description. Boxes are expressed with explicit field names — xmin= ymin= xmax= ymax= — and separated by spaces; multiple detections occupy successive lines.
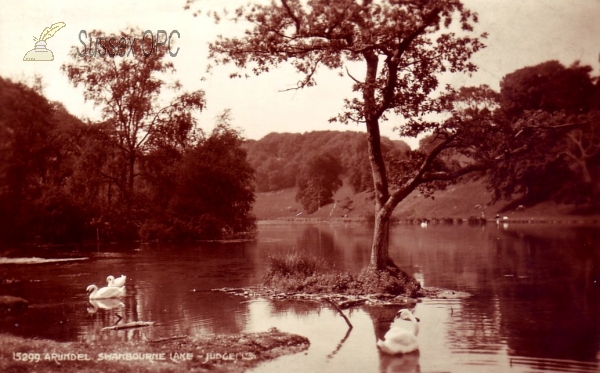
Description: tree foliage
xmin=295 ymin=153 xmax=343 ymax=213
xmin=489 ymin=61 xmax=600 ymax=204
xmin=0 ymin=78 xmax=92 ymax=243
xmin=0 ymin=42 xmax=256 ymax=245
xmin=141 ymin=117 xmax=256 ymax=241
xmin=244 ymin=131 xmax=409 ymax=192
xmin=61 ymin=28 xmax=205 ymax=206
xmin=500 ymin=60 xmax=596 ymax=119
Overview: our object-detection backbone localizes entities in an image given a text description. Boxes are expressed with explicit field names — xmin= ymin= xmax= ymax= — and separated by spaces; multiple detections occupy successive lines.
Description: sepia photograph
xmin=0 ymin=0 xmax=599 ymax=372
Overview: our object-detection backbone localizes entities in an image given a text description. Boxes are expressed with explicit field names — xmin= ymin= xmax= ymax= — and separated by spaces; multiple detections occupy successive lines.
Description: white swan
xmin=86 ymin=284 xmax=125 ymax=300
xmin=420 ymin=221 xmax=428 ymax=228
xmin=107 ymin=275 xmax=127 ymax=287
xmin=377 ymin=309 xmax=419 ymax=355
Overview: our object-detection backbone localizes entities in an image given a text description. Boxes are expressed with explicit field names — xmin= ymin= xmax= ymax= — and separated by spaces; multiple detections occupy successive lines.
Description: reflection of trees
xmin=0 ymin=262 xmax=87 ymax=342
xmin=443 ymin=298 xmax=503 ymax=355
xmin=0 ymin=302 xmax=82 ymax=342
xmin=9 ymin=222 xmax=595 ymax=366
xmin=297 ymin=225 xmax=336 ymax=258
xmin=490 ymin=227 xmax=600 ymax=361
xmin=382 ymin=224 xmax=599 ymax=364
xmin=267 ymin=299 xmax=321 ymax=317
xmin=388 ymin=225 xmax=492 ymax=293
xmin=77 ymin=243 xmax=258 ymax=343
xmin=295 ymin=224 xmax=374 ymax=274
xmin=256 ymin=224 xmax=375 ymax=274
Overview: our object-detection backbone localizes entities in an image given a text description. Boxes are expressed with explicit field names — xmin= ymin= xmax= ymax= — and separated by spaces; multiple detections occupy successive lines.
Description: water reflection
xmin=0 ymin=223 xmax=598 ymax=372
xmin=379 ymin=352 xmax=420 ymax=373
xmin=364 ymin=306 xmax=421 ymax=373
xmin=491 ymin=228 xmax=600 ymax=363
xmin=87 ymin=299 xmax=124 ymax=313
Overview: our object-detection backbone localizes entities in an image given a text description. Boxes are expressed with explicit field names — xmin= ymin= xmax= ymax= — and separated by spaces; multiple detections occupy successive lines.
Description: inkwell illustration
xmin=23 ymin=22 xmax=66 ymax=61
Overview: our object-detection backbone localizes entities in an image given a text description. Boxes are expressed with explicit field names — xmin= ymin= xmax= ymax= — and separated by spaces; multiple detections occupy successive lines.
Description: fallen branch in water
xmin=102 ymin=321 xmax=154 ymax=331
xmin=213 ymin=285 xmax=471 ymax=306
xmin=324 ymin=298 xmax=353 ymax=330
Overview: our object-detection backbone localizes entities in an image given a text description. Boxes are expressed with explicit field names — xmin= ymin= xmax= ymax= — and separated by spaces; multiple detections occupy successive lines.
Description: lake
xmin=1 ymin=222 xmax=598 ymax=373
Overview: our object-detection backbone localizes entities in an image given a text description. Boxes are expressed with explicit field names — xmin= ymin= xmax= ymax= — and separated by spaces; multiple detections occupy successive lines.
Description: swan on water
xmin=377 ymin=309 xmax=420 ymax=355
xmin=86 ymin=284 xmax=125 ymax=300
xmin=107 ymin=275 xmax=126 ymax=287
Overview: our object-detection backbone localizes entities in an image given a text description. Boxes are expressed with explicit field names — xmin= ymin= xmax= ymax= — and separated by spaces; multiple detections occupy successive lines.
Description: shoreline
xmin=0 ymin=331 xmax=309 ymax=373
xmin=257 ymin=217 xmax=600 ymax=225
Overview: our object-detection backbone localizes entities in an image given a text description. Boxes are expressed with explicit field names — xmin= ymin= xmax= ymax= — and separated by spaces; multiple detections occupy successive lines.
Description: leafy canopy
xmin=62 ymin=28 xmax=205 ymax=198
xmin=295 ymin=153 xmax=343 ymax=213
xmin=206 ymin=0 xmax=486 ymax=126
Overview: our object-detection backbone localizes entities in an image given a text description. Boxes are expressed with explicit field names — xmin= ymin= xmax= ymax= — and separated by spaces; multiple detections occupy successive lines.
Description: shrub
xmin=355 ymin=267 xmax=421 ymax=297
xmin=265 ymin=252 xmax=326 ymax=280
xmin=264 ymin=252 xmax=420 ymax=296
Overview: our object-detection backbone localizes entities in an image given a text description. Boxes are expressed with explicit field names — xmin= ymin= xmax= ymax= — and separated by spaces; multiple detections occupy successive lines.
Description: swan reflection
xmin=379 ymin=351 xmax=420 ymax=373
xmin=87 ymin=298 xmax=125 ymax=314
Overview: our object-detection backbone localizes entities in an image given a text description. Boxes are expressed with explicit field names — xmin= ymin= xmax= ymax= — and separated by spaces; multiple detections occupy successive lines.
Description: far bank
xmin=253 ymin=179 xmax=600 ymax=223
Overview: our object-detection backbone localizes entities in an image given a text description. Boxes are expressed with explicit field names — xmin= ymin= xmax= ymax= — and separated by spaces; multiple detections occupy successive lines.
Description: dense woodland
xmin=244 ymin=131 xmax=409 ymax=191
xmin=0 ymin=77 xmax=255 ymax=245
xmin=0 ymin=58 xmax=598 ymax=245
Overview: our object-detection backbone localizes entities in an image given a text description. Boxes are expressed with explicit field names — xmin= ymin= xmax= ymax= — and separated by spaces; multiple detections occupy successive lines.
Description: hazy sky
xmin=1 ymin=0 xmax=599 ymax=148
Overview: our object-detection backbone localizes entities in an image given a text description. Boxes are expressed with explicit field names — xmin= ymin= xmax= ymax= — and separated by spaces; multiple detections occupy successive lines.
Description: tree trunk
xmin=127 ymin=153 xmax=136 ymax=206
xmin=363 ymin=51 xmax=393 ymax=271
xmin=370 ymin=208 xmax=391 ymax=270
xmin=365 ymin=113 xmax=394 ymax=271
xmin=579 ymin=160 xmax=592 ymax=184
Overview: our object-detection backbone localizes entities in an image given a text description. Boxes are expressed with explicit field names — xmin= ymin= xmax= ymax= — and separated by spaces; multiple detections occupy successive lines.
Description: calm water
xmin=0 ymin=223 xmax=598 ymax=372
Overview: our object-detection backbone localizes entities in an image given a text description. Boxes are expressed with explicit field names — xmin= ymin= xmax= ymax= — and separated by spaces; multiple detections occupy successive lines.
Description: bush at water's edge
xmin=264 ymin=252 xmax=421 ymax=297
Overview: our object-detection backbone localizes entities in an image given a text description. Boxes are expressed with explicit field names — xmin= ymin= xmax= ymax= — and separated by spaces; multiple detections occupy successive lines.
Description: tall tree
xmin=492 ymin=61 xmax=600 ymax=204
xmin=141 ymin=110 xmax=256 ymax=241
xmin=61 ymin=28 xmax=205 ymax=208
xmin=197 ymin=0 xmax=501 ymax=271
xmin=0 ymin=78 xmax=57 ymax=242
xmin=0 ymin=79 xmax=95 ymax=243
xmin=500 ymin=60 xmax=596 ymax=119
xmin=296 ymin=153 xmax=343 ymax=213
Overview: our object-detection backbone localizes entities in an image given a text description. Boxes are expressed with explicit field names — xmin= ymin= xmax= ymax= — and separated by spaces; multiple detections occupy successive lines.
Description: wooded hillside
xmin=244 ymin=131 xmax=410 ymax=193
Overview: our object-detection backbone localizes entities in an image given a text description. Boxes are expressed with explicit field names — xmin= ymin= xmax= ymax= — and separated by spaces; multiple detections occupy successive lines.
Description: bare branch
xmin=324 ymin=298 xmax=353 ymax=330
xmin=279 ymin=57 xmax=323 ymax=91
xmin=345 ymin=66 xmax=363 ymax=84
xmin=421 ymin=162 xmax=490 ymax=182
xmin=281 ymin=0 xmax=301 ymax=34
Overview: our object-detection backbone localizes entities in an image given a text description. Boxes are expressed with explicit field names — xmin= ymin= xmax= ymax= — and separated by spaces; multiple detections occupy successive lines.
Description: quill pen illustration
xmin=24 ymin=22 xmax=66 ymax=61
xmin=34 ymin=22 xmax=66 ymax=41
